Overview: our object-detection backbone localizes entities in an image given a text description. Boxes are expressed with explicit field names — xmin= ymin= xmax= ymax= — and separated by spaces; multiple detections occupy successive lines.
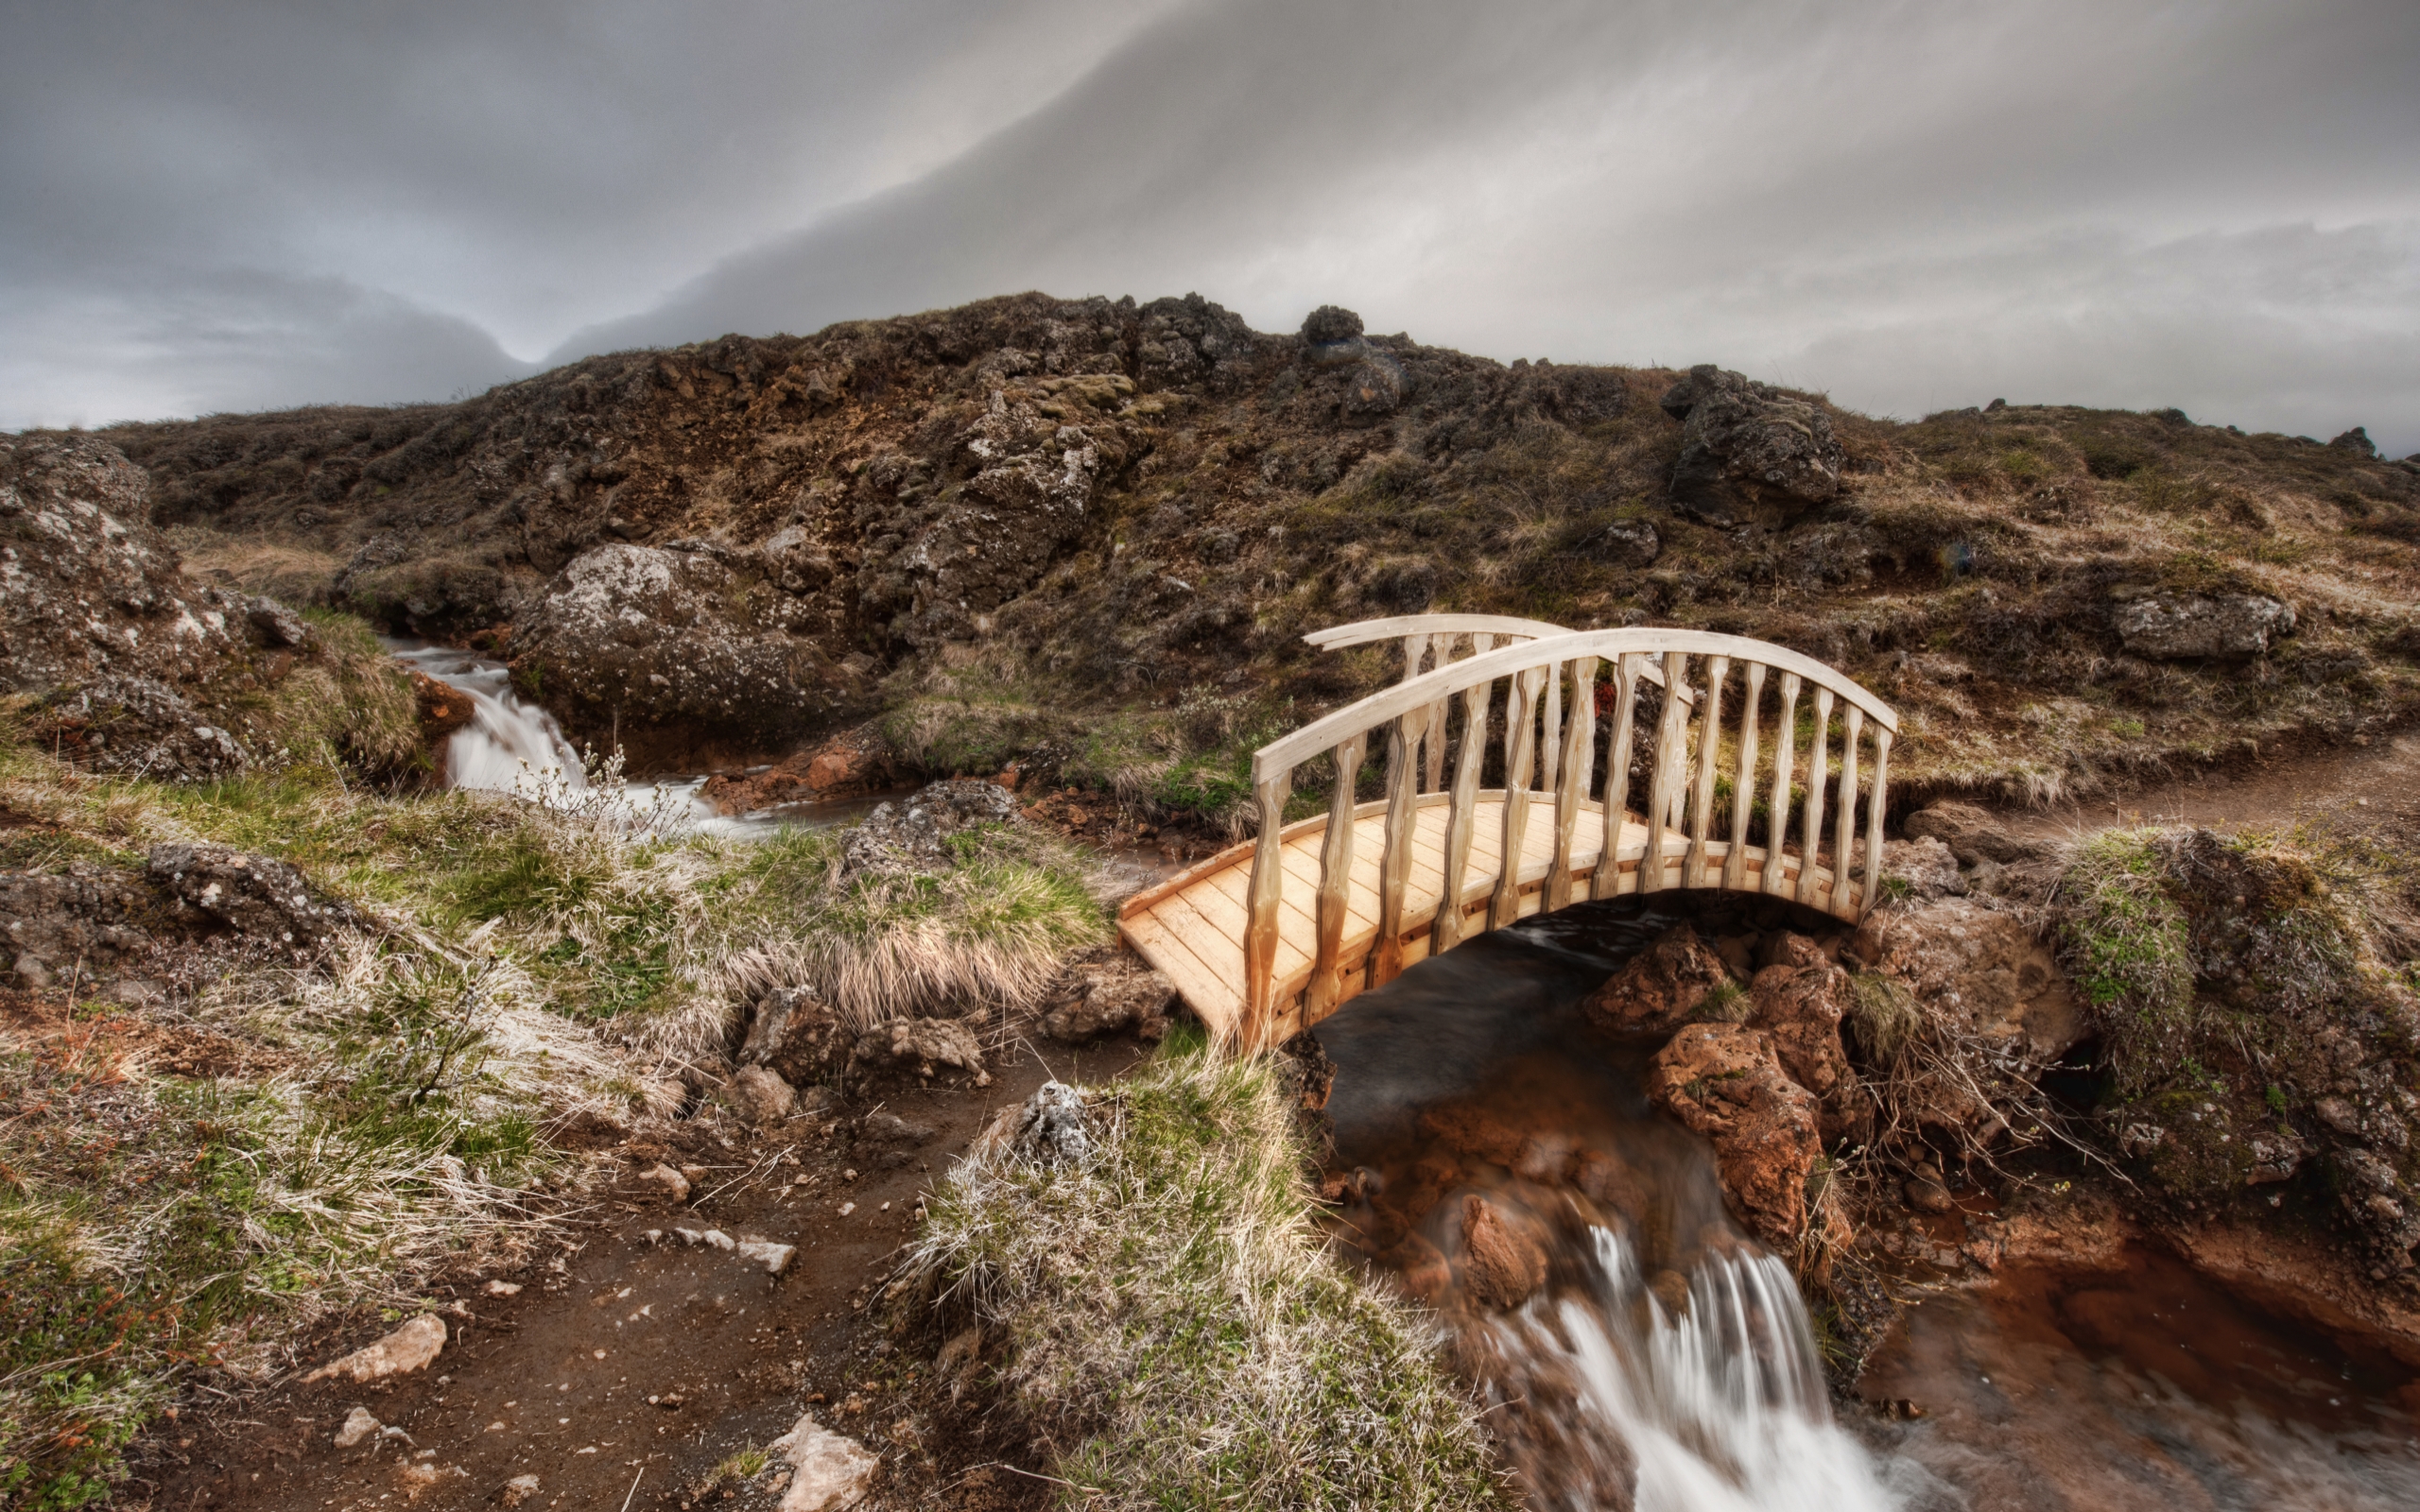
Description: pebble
xmin=333 ymin=1406 xmax=383 ymax=1449
xmin=485 ymin=1280 xmax=522 ymax=1297
xmin=838 ymin=1201 xmax=857 ymax=1217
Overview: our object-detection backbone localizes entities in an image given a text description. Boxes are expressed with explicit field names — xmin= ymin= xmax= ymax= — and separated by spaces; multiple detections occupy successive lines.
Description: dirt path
xmin=1995 ymin=730 xmax=2420 ymax=846
xmin=143 ymin=1033 xmax=1152 ymax=1512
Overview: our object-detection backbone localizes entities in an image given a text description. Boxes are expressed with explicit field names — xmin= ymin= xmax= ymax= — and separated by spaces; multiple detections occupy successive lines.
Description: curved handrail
xmin=1300 ymin=612 xmax=1572 ymax=650
xmin=1256 ymin=627 xmax=1896 ymax=781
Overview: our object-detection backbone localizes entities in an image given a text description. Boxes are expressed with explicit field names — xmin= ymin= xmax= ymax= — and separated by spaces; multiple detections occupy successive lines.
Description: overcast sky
xmin=6 ymin=0 xmax=2415 ymax=453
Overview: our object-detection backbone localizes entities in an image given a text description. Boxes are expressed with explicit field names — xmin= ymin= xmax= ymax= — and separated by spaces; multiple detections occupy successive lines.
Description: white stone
xmin=768 ymin=1414 xmax=879 ymax=1512
xmin=305 ymin=1314 xmax=446 ymax=1383
xmin=333 ymin=1406 xmax=383 ymax=1449
xmin=737 ymin=1239 xmax=797 ymax=1275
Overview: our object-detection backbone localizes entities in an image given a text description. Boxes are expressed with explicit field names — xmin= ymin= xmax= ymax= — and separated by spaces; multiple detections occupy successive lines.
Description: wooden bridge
xmin=1116 ymin=615 xmax=1900 ymax=1050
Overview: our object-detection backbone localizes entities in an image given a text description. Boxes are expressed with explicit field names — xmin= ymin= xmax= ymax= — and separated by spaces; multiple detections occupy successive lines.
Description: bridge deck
xmin=1116 ymin=790 xmax=1842 ymax=1045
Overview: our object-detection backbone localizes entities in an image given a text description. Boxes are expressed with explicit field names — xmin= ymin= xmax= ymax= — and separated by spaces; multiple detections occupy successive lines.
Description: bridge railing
xmin=1242 ymin=625 xmax=1899 ymax=1040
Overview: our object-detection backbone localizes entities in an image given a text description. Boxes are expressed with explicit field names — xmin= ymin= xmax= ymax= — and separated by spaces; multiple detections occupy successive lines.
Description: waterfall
xmin=1484 ymin=1228 xmax=1894 ymax=1512
xmin=391 ymin=644 xmax=588 ymax=795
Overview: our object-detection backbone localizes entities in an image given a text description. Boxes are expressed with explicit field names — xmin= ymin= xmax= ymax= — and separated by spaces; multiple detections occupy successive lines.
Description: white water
xmin=389 ymin=643 xmax=885 ymax=837
xmin=1491 ymin=1228 xmax=1896 ymax=1512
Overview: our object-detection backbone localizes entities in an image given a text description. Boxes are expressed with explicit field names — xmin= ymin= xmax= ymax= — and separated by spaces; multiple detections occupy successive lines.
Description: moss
xmin=2056 ymin=829 xmax=2195 ymax=1091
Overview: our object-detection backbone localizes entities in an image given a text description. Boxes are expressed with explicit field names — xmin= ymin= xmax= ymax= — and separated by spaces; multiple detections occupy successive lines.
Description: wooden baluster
xmin=1305 ymin=732 xmax=1367 ymax=1022
xmin=1490 ymin=666 xmax=1548 ymax=928
xmin=1795 ymin=688 xmax=1835 ymax=908
xmin=1860 ymin=728 xmax=1893 ymax=921
xmin=1831 ymin=706 xmax=1864 ymax=922
xmin=1539 ymin=659 xmax=1564 ymax=796
xmin=1722 ymin=663 xmax=1767 ymax=893
xmin=1433 ymin=644 xmax=1495 ymax=953
xmin=1396 ymin=633 xmax=1434 ymax=793
xmin=1684 ymin=656 xmax=1729 ymax=888
xmin=1547 ymin=655 xmax=1599 ymax=911
xmin=1373 ymin=711 xmax=1422 ymax=985
xmin=1639 ymin=651 xmax=1689 ymax=895
xmin=1421 ymin=638 xmax=1450 ymax=795
xmin=1765 ymin=672 xmax=1803 ymax=896
xmin=1594 ymin=653 xmax=1643 ymax=901
xmin=1242 ymin=765 xmax=1293 ymax=1051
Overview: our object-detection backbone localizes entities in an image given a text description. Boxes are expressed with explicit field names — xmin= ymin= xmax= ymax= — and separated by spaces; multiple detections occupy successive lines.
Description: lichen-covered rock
xmin=511 ymin=542 xmax=856 ymax=747
xmin=1580 ymin=922 xmax=1737 ymax=1036
xmin=1657 ymin=365 xmax=1844 ymax=529
xmin=853 ymin=1015 xmax=985 ymax=1077
xmin=146 ymin=841 xmax=357 ymax=953
xmin=2113 ymin=591 xmax=2295 ymax=660
xmin=1585 ymin=516 xmax=1661 ymax=568
xmin=741 ymin=984 xmax=854 ymax=1087
xmin=1647 ymin=1022 xmax=1823 ymax=1248
xmin=836 ymin=779 xmax=1019 ymax=881
xmin=2 ymin=867 xmax=170 ymax=987
xmin=32 ymin=677 xmax=254 ymax=782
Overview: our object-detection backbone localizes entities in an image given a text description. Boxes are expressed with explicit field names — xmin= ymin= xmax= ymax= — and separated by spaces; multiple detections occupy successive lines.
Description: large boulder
xmin=1657 ymin=365 xmax=1845 ymax=529
xmin=510 ymin=542 xmax=854 ymax=747
xmin=1580 ymin=922 xmax=1737 ymax=1036
xmin=3 ymin=435 xmax=237 ymax=695
xmin=2112 ymin=591 xmax=2295 ymax=660
xmin=1647 ymin=1022 xmax=1823 ymax=1248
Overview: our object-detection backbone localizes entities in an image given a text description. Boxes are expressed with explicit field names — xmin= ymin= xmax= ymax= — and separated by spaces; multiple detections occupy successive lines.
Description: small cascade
xmin=1481 ymin=1228 xmax=1892 ymax=1512
xmin=391 ymin=644 xmax=588 ymax=796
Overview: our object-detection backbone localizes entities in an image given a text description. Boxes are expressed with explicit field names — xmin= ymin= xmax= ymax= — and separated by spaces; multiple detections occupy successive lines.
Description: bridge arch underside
xmin=1119 ymin=790 xmax=1856 ymax=1048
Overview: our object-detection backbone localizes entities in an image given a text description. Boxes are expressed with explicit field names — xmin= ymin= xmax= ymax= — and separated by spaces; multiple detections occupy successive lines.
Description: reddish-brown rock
xmin=1647 ymin=1022 xmax=1823 ymax=1249
xmin=1458 ymin=1194 xmax=1548 ymax=1310
xmin=1581 ymin=922 xmax=1736 ymax=1036
xmin=1746 ymin=933 xmax=1871 ymax=1147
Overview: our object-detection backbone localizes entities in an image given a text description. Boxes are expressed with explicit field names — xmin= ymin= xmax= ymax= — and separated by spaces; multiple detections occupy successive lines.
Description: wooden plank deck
xmin=1116 ymin=789 xmax=1843 ymax=1045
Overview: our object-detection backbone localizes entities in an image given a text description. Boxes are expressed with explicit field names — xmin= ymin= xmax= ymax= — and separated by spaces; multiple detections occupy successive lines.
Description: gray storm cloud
xmin=6 ymin=0 xmax=2416 ymax=452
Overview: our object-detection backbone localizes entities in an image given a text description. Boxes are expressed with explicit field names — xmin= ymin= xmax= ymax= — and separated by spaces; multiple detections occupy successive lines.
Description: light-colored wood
xmin=1796 ymin=687 xmax=1835 ymax=910
xmin=1832 ymin=705 xmax=1864 ymax=919
xmin=1539 ymin=660 xmax=1564 ymax=797
xmin=1547 ymin=655 xmax=1599 ymax=911
xmin=1302 ymin=613 xmax=1693 ymax=706
xmin=1421 ymin=697 xmax=1447 ymax=793
xmin=1374 ymin=712 xmax=1422 ymax=986
xmin=1433 ymin=661 xmax=1493 ymax=954
xmin=1723 ymin=662 xmax=1767 ymax=893
xmin=1765 ymin=672 xmax=1803 ymax=898
xmin=1597 ymin=652 xmax=1642 ymax=900
xmin=1685 ymin=654 xmax=1729 ymax=889
xmin=1305 ymin=732 xmax=1366 ymax=1020
xmin=1864 ymin=728 xmax=1893 ymax=917
xmin=1491 ymin=666 xmax=1547 ymax=928
xmin=1243 ymin=770 xmax=1292 ymax=1049
xmin=1639 ymin=651 xmax=1688 ymax=895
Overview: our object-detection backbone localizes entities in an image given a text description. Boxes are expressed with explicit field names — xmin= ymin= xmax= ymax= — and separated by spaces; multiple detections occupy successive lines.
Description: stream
xmin=1312 ymin=894 xmax=2420 ymax=1511
xmin=389 ymin=642 xmax=896 ymax=835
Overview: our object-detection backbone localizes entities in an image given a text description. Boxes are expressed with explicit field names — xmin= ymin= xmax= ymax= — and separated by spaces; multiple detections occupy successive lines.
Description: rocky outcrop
xmin=837 ymin=780 xmax=1019 ymax=881
xmin=740 ymin=984 xmax=855 ymax=1087
xmin=1657 ymin=365 xmax=1844 ymax=529
xmin=1746 ymin=935 xmax=1869 ymax=1147
xmin=1580 ymin=922 xmax=1737 ymax=1036
xmin=1647 ymin=1022 xmax=1823 ymax=1248
xmin=511 ymin=542 xmax=858 ymax=747
xmin=2112 ymin=591 xmax=2295 ymax=660
xmin=852 ymin=1015 xmax=986 ymax=1080
xmin=2 ymin=868 xmax=168 ymax=988
xmin=1042 ymin=949 xmax=1176 ymax=1042
xmin=1852 ymin=896 xmax=2084 ymax=1073
xmin=1456 ymin=1194 xmax=1548 ymax=1310
xmin=147 ymin=842 xmax=359 ymax=954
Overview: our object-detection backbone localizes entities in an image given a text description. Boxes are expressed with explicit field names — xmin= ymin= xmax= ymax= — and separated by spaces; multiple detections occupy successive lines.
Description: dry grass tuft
xmin=904 ymin=1040 xmax=1512 ymax=1512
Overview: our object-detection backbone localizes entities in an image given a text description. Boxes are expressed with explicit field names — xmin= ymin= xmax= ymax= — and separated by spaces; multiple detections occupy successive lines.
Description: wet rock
xmin=1042 ymin=949 xmax=1176 ymax=1042
xmin=2113 ymin=591 xmax=2295 ymax=660
xmin=305 ymin=1314 xmax=446 ymax=1383
xmin=147 ymin=841 xmax=356 ymax=952
xmin=854 ymin=1014 xmax=986 ymax=1079
xmin=1901 ymin=801 xmax=2050 ymax=868
xmin=743 ymin=984 xmax=854 ymax=1086
xmin=767 ymin=1412 xmax=879 ymax=1512
xmin=1647 ymin=1023 xmax=1823 ymax=1248
xmin=1903 ymin=1177 xmax=1956 ymax=1214
xmin=1458 ymin=1194 xmax=1549 ymax=1311
xmin=1417 ymin=1103 xmax=1529 ymax=1168
xmin=408 ymin=669 xmax=475 ymax=749
xmin=1746 ymin=934 xmax=1871 ymax=1147
xmin=1585 ymin=516 xmax=1661 ymax=568
xmin=729 ymin=1064 xmax=797 ymax=1124
xmin=1657 ymin=365 xmax=1844 ymax=529
xmin=638 ymin=1163 xmax=692 ymax=1203
xmin=511 ymin=542 xmax=844 ymax=747
xmin=1580 ymin=922 xmax=1737 ymax=1036
xmin=837 ymin=779 xmax=1019 ymax=881
xmin=333 ymin=1406 xmax=384 ymax=1450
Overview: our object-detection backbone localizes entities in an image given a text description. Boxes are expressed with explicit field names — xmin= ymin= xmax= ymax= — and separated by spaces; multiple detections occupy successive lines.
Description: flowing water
xmin=388 ymin=642 xmax=899 ymax=835
xmin=1310 ymin=895 xmax=2420 ymax=1512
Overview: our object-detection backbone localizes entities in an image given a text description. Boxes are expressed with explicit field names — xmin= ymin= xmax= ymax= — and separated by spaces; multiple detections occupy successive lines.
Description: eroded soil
xmin=138 ymin=1033 xmax=1152 ymax=1512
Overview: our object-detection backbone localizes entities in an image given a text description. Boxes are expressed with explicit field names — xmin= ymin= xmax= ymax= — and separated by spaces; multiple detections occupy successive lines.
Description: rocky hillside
xmin=74 ymin=291 xmax=2420 ymax=800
